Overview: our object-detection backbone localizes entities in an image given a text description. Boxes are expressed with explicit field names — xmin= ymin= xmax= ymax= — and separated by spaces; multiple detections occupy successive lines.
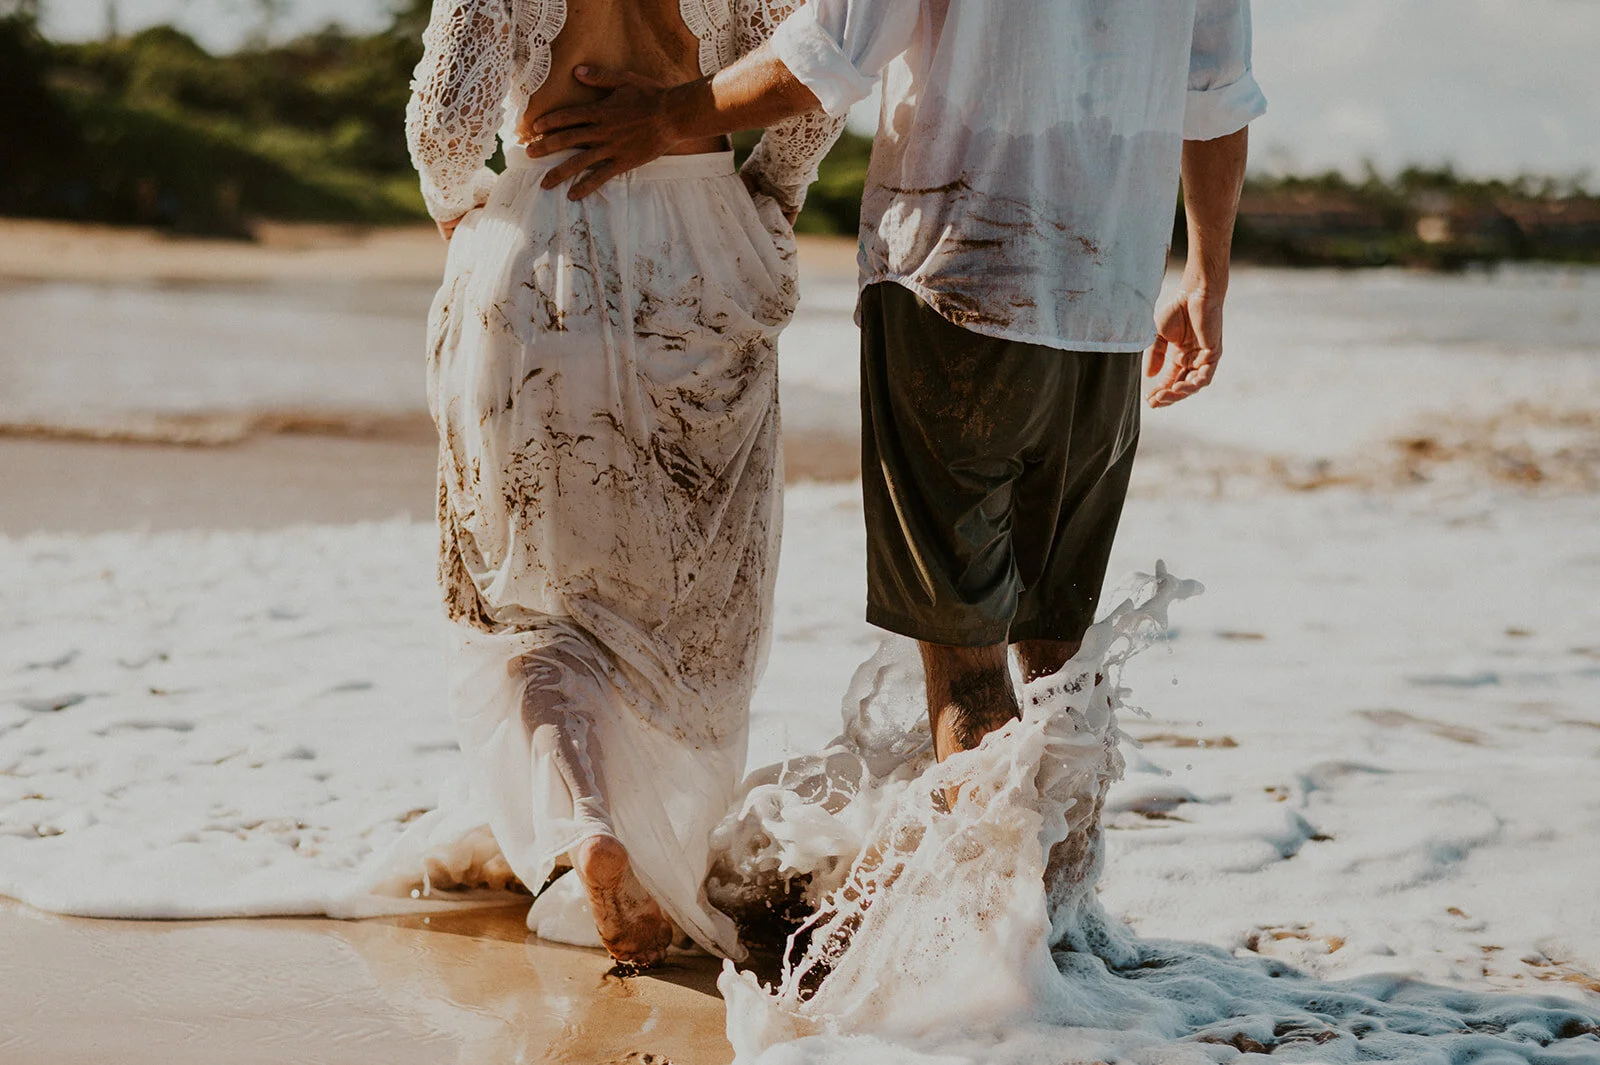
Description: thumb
xmin=573 ymin=64 xmax=649 ymax=90
xmin=1144 ymin=335 xmax=1168 ymax=379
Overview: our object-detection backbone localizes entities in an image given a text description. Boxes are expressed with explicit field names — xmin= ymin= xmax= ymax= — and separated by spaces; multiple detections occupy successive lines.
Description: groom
xmin=527 ymin=1 xmax=1264 ymax=768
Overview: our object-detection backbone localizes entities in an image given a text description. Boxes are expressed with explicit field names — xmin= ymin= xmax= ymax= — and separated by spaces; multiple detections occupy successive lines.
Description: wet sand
xmin=0 ymin=428 xmax=857 ymax=536
xmin=0 ymin=219 xmax=451 ymax=284
xmin=0 ymin=899 xmax=731 ymax=1064
xmin=0 ymin=217 xmax=859 ymax=285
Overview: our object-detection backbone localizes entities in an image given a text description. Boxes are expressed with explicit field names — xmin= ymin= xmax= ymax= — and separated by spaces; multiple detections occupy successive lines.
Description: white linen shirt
xmin=770 ymin=0 xmax=1267 ymax=351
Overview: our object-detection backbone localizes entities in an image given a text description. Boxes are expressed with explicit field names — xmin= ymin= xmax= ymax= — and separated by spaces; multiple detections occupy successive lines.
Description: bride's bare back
xmin=514 ymin=0 xmax=727 ymax=154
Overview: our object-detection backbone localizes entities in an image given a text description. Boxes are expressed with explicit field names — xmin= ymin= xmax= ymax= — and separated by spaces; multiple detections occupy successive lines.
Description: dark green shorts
xmin=860 ymin=282 xmax=1141 ymax=647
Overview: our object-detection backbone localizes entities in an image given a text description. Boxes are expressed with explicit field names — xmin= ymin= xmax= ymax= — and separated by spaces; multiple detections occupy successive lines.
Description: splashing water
xmin=706 ymin=563 xmax=1600 ymax=1064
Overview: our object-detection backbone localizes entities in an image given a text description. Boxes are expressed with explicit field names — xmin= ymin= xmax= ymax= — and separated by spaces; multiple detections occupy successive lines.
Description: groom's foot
xmin=575 ymin=835 xmax=673 ymax=969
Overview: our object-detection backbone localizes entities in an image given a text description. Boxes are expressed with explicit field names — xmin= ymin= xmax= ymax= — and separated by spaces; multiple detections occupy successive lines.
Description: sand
xmin=0 ymin=899 xmax=731 ymax=1065
xmin=0 ymin=428 xmax=857 ymax=537
xmin=0 ymin=217 xmax=859 ymax=286
xmin=0 ymin=219 xmax=451 ymax=285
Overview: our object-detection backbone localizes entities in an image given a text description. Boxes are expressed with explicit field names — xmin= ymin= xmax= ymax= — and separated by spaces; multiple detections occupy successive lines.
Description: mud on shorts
xmin=860 ymin=281 xmax=1142 ymax=647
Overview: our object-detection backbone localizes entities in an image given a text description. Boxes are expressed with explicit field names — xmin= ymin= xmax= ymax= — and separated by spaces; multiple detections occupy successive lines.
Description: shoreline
xmin=0 ymin=217 xmax=861 ymax=285
xmin=0 ymin=429 xmax=859 ymax=536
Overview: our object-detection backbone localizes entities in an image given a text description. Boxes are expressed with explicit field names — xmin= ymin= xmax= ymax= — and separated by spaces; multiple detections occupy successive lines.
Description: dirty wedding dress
xmin=390 ymin=0 xmax=844 ymax=958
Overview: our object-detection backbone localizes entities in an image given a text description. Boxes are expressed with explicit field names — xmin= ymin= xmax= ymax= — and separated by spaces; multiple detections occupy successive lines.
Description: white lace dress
xmin=393 ymin=0 xmax=845 ymax=958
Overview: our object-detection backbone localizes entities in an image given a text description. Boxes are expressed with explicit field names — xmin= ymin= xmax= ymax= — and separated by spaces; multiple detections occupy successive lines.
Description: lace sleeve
xmin=731 ymin=0 xmax=849 ymax=214
xmin=406 ymin=0 xmax=515 ymax=223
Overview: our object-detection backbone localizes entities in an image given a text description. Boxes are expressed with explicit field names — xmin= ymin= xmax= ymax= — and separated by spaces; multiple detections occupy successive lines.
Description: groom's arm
xmin=529 ymin=0 xmax=918 ymax=199
xmin=1144 ymin=0 xmax=1265 ymax=408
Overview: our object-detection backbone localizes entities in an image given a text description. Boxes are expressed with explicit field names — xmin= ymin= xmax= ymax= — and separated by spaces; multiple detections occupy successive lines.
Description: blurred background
xmin=5 ymin=0 xmax=1599 ymax=254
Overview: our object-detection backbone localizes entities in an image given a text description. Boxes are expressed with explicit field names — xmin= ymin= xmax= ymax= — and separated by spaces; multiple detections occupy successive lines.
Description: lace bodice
xmin=405 ymin=0 xmax=847 ymax=222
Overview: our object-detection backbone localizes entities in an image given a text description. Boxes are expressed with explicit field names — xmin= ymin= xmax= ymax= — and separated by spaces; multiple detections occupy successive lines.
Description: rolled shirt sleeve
xmin=768 ymin=0 xmax=920 ymax=117
xmin=1184 ymin=0 xmax=1267 ymax=141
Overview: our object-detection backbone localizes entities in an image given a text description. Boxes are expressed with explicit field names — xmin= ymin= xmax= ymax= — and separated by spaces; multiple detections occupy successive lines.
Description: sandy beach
xmin=0 ymin=217 xmax=860 ymax=286
xmin=1 ymin=899 xmax=731 ymax=1064
xmin=3 ymin=220 xmax=1599 ymax=1063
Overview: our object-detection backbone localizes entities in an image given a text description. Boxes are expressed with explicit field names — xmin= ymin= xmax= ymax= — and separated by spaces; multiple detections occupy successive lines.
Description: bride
xmin=405 ymin=0 xmax=843 ymax=966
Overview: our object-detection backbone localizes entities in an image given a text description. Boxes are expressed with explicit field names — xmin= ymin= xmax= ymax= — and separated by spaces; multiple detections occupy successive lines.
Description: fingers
xmin=569 ymin=158 xmax=632 ymax=201
xmin=1147 ymin=348 xmax=1220 ymax=408
xmin=541 ymin=147 xmax=610 ymax=190
xmin=571 ymin=64 xmax=649 ymax=90
xmin=526 ymin=127 xmax=600 ymax=158
xmin=1143 ymin=335 xmax=1168 ymax=379
xmin=1144 ymin=333 xmax=1196 ymax=407
xmin=530 ymin=102 xmax=604 ymax=136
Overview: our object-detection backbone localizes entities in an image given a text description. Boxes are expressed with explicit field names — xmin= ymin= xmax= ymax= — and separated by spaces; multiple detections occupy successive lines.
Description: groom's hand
xmin=1144 ymin=288 xmax=1224 ymax=408
xmin=526 ymin=66 xmax=681 ymax=199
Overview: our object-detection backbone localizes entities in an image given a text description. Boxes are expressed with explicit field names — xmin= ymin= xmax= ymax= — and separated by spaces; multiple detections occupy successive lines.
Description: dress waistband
xmin=503 ymin=145 xmax=736 ymax=181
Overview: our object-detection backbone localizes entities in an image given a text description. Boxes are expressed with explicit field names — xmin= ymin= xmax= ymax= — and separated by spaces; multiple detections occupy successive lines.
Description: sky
xmin=39 ymin=0 xmax=1600 ymax=182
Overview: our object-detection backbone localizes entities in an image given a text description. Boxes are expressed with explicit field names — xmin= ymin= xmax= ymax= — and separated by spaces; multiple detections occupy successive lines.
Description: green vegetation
xmin=1223 ymin=167 xmax=1600 ymax=269
xmin=1 ymin=10 xmax=429 ymax=231
xmin=3 ymin=6 xmax=1597 ymax=264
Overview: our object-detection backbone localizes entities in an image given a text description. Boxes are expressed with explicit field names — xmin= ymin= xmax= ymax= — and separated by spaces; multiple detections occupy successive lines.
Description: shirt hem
xmin=857 ymin=275 xmax=1157 ymax=354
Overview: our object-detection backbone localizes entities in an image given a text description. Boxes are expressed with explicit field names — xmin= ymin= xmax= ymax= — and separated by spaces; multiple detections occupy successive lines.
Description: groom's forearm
xmin=662 ymin=46 xmax=822 ymax=142
xmin=1178 ymin=126 xmax=1249 ymax=298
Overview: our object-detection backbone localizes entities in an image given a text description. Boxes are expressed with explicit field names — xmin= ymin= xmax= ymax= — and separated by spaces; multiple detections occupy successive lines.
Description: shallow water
xmin=2 ymin=264 xmax=1597 ymax=450
xmin=710 ymin=571 xmax=1600 ymax=1064
xmin=0 ymin=269 xmax=863 ymax=438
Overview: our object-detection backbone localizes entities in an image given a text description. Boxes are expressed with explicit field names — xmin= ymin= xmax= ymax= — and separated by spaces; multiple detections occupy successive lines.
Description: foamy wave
xmin=709 ymin=565 xmax=1600 ymax=1064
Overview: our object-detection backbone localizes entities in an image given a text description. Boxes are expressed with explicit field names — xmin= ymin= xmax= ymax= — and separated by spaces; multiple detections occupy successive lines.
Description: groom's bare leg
xmin=1012 ymin=637 xmax=1105 ymax=897
xmin=1011 ymin=639 xmax=1081 ymax=684
xmin=920 ymin=641 xmax=1019 ymax=762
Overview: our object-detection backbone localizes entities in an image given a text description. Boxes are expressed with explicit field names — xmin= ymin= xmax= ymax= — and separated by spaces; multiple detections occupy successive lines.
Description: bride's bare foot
xmin=575 ymin=835 xmax=673 ymax=969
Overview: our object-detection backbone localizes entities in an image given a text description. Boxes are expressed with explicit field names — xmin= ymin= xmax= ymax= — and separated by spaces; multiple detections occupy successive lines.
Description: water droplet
xmin=1185 ymin=763 xmax=1194 ymax=771
xmin=410 ymin=888 xmax=421 ymax=899
xmin=1171 ymin=678 xmax=1179 ymax=686
xmin=1198 ymin=739 xmax=1207 ymax=748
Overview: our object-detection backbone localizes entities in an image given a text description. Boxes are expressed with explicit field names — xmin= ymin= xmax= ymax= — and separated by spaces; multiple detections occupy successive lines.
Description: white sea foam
xmin=708 ymin=567 xmax=1600 ymax=1064
xmin=3 ymin=486 xmax=1599 ymax=1063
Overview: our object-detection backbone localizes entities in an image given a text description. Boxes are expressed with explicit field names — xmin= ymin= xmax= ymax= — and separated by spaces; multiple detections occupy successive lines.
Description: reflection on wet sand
xmin=1 ymin=900 xmax=730 ymax=1065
